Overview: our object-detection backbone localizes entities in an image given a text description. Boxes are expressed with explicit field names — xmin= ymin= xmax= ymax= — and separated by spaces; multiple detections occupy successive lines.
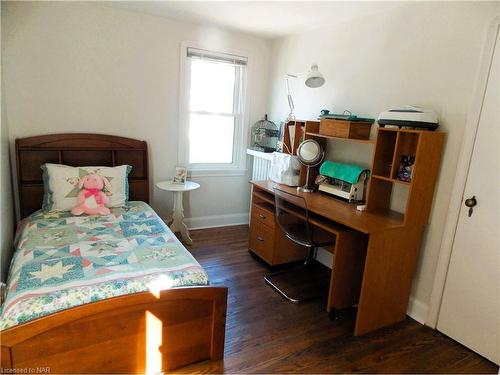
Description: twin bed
xmin=0 ymin=134 xmax=227 ymax=373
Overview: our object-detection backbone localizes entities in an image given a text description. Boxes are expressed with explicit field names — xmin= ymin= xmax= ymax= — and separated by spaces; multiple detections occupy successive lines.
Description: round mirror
xmin=297 ymin=139 xmax=322 ymax=165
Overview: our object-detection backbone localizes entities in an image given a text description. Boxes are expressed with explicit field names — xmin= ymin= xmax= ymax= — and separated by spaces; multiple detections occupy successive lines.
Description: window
xmin=180 ymin=45 xmax=248 ymax=173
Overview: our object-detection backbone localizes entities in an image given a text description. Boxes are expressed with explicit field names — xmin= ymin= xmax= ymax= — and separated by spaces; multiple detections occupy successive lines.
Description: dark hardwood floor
xmin=176 ymin=225 xmax=498 ymax=374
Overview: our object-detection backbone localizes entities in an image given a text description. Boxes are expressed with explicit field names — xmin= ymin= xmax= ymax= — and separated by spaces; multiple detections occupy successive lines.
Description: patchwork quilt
xmin=0 ymin=201 xmax=209 ymax=330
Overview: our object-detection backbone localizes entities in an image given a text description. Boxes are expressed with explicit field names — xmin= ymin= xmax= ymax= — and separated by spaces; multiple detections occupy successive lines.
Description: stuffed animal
xmin=71 ymin=174 xmax=111 ymax=216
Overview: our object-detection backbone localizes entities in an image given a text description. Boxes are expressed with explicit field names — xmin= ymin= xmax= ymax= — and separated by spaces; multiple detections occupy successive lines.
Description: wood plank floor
xmin=176 ymin=225 xmax=498 ymax=374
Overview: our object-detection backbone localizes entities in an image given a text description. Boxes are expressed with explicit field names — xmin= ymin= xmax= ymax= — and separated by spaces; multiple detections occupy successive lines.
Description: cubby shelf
xmin=366 ymin=127 xmax=445 ymax=225
xmin=371 ymin=174 xmax=411 ymax=186
xmin=283 ymin=120 xmax=375 ymax=187
xmin=305 ymin=132 xmax=375 ymax=144
xmin=377 ymin=127 xmax=427 ymax=134
xmin=285 ymin=121 xmax=444 ymax=226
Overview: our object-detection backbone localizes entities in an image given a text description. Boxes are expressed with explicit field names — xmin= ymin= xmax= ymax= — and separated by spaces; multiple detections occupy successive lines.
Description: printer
xmin=316 ymin=161 xmax=369 ymax=203
xmin=378 ymin=105 xmax=439 ymax=130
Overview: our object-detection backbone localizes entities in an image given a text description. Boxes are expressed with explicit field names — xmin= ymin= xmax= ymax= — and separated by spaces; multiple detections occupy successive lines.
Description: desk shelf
xmin=305 ymin=132 xmax=375 ymax=144
xmin=252 ymin=190 xmax=275 ymax=206
xmin=290 ymin=120 xmax=375 ymax=186
xmin=372 ymin=174 xmax=410 ymax=186
xmin=366 ymin=128 xmax=445 ymax=225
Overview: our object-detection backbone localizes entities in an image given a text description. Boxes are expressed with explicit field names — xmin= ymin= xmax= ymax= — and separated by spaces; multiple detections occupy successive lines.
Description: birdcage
xmin=251 ymin=114 xmax=279 ymax=153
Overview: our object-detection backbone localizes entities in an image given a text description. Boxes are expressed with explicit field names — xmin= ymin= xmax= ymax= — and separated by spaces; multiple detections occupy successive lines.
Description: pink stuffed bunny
xmin=71 ymin=174 xmax=111 ymax=216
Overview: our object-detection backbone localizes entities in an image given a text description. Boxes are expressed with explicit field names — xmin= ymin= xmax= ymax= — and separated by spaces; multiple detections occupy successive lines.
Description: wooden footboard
xmin=0 ymin=286 xmax=227 ymax=373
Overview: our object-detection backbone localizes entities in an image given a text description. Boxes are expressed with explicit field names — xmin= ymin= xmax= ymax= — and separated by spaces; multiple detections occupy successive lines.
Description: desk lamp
xmin=285 ymin=64 xmax=325 ymax=122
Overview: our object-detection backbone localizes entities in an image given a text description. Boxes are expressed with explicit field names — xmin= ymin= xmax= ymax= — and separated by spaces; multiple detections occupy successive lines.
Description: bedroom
xmin=0 ymin=1 xmax=499 ymax=374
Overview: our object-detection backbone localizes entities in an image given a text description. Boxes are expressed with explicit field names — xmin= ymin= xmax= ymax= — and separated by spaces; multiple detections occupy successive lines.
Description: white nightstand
xmin=156 ymin=180 xmax=200 ymax=245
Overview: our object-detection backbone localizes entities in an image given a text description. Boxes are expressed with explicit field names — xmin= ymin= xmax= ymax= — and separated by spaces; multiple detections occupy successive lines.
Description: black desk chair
xmin=264 ymin=187 xmax=335 ymax=303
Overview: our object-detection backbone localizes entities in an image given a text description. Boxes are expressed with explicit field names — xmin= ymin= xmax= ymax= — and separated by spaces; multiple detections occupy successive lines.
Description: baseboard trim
xmin=407 ymin=297 xmax=429 ymax=324
xmin=184 ymin=213 xmax=249 ymax=230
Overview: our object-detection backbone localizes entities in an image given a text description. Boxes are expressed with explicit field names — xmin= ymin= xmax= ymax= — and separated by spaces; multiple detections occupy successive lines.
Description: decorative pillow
xmin=41 ymin=164 xmax=132 ymax=212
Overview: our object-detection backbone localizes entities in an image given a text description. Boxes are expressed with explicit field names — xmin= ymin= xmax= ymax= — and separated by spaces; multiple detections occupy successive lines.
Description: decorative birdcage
xmin=251 ymin=114 xmax=279 ymax=153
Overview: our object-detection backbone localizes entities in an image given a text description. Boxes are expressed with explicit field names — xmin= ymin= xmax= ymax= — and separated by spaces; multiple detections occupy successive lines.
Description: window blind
xmin=187 ymin=47 xmax=247 ymax=66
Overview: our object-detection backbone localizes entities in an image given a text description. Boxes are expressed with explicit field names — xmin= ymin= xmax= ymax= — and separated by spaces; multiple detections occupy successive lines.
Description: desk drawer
xmin=251 ymin=204 xmax=275 ymax=229
xmin=249 ymin=221 xmax=274 ymax=264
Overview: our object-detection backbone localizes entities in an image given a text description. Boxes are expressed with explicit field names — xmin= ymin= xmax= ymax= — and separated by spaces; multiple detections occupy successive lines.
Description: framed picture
xmin=173 ymin=166 xmax=187 ymax=184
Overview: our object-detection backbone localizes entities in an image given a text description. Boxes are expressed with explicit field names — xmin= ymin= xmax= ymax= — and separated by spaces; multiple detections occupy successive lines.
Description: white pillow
xmin=42 ymin=164 xmax=132 ymax=211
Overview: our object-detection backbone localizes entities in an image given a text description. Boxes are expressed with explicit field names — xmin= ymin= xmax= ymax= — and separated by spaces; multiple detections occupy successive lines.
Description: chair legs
xmin=303 ymin=245 xmax=316 ymax=266
xmin=264 ymin=246 xmax=318 ymax=304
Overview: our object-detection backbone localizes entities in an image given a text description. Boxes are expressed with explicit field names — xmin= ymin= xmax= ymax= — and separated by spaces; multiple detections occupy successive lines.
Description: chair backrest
xmin=273 ymin=187 xmax=313 ymax=247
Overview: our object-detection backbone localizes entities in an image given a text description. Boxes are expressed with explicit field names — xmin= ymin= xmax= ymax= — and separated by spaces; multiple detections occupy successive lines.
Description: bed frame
xmin=1 ymin=133 xmax=227 ymax=373
xmin=15 ymin=133 xmax=149 ymax=218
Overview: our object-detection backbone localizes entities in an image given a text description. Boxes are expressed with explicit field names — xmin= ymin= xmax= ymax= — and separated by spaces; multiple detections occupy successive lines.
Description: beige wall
xmin=2 ymin=1 xmax=271 ymax=225
xmin=0 ymin=110 xmax=14 ymax=282
xmin=267 ymin=2 xmax=500 ymax=317
xmin=1 ymin=2 xmax=15 ymax=281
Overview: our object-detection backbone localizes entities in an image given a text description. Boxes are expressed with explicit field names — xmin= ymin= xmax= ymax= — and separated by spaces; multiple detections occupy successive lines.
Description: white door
xmin=437 ymin=24 xmax=500 ymax=365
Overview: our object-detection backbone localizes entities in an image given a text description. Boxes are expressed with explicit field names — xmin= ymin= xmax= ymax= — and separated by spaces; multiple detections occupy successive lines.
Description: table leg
xmin=327 ymin=231 xmax=367 ymax=312
xmin=169 ymin=191 xmax=193 ymax=245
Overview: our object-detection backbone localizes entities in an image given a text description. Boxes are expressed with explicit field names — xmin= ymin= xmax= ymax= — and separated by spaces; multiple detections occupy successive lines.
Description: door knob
xmin=464 ymin=195 xmax=477 ymax=217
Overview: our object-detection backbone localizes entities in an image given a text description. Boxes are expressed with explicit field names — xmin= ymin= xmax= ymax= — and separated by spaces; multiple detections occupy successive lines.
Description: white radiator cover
xmin=252 ymin=157 xmax=271 ymax=180
xmin=247 ymin=149 xmax=273 ymax=180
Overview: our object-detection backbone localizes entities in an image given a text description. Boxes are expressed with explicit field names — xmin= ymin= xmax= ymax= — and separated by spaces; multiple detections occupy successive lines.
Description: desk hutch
xmin=249 ymin=122 xmax=445 ymax=335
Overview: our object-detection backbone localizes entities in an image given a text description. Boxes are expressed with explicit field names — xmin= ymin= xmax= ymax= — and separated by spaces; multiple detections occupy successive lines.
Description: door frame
xmin=427 ymin=16 xmax=500 ymax=328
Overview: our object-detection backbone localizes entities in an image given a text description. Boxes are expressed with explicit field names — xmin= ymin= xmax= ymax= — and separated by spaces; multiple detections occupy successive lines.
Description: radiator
xmin=252 ymin=157 xmax=271 ymax=180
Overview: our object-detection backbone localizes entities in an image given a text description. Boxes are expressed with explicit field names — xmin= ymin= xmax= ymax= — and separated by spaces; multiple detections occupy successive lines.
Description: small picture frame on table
xmin=173 ymin=166 xmax=187 ymax=184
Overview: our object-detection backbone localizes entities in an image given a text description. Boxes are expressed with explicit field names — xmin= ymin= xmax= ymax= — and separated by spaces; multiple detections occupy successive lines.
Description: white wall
xmin=267 ymin=2 xmax=500 ymax=321
xmin=0 ymin=1 xmax=15 ymax=281
xmin=0 ymin=105 xmax=14 ymax=282
xmin=2 ymin=1 xmax=271 ymax=226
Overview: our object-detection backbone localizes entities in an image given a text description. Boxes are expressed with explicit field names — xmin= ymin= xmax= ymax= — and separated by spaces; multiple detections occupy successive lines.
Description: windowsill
xmin=188 ymin=168 xmax=248 ymax=178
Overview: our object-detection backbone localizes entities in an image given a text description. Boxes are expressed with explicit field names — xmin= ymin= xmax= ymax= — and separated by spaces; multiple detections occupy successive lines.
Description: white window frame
xmin=178 ymin=41 xmax=250 ymax=177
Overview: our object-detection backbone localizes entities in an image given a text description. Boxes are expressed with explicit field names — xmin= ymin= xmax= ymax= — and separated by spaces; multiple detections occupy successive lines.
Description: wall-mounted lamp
xmin=285 ymin=64 xmax=325 ymax=122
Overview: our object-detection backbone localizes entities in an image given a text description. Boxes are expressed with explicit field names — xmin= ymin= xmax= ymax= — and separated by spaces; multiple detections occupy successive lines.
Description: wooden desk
xmin=252 ymin=180 xmax=404 ymax=234
xmin=249 ymin=128 xmax=444 ymax=335
xmin=250 ymin=180 xmax=426 ymax=336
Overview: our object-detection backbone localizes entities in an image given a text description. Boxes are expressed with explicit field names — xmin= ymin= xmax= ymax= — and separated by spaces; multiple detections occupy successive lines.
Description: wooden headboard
xmin=16 ymin=133 xmax=149 ymax=218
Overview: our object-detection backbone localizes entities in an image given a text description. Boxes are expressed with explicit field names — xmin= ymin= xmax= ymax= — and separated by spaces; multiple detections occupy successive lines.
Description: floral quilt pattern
xmin=0 ymin=202 xmax=208 ymax=330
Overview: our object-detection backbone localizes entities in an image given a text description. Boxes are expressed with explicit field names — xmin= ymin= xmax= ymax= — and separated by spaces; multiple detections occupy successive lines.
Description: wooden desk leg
xmin=354 ymin=227 xmax=422 ymax=335
xmin=327 ymin=231 xmax=368 ymax=312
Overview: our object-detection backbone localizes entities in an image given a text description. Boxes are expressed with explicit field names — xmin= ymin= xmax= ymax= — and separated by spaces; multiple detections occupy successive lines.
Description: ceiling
xmin=103 ymin=1 xmax=405 ymax=39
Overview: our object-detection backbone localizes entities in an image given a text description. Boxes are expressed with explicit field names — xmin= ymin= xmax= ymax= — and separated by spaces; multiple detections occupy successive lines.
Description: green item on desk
xmin=319 ymin=161 xmax=369 ymax=184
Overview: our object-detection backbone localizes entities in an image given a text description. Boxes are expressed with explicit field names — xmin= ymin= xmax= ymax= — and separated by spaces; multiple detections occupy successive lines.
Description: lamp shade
xmin=305 ymin=64 xmax=325 ymax=88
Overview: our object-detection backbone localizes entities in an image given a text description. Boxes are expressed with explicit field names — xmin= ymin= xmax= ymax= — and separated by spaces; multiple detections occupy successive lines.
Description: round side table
xmin=156 ymin=180 xmax=200 ymax=245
